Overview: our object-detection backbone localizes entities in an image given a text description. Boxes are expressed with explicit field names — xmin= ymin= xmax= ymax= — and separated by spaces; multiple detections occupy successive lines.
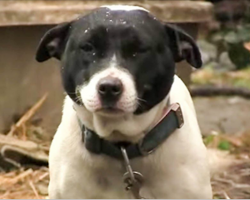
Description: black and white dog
xmin=36 ymin=5 xmax=212 ymax=199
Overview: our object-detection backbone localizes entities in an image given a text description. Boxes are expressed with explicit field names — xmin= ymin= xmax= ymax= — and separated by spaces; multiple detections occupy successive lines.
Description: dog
xmin=36 ymin=5 xmax=212 ymax=199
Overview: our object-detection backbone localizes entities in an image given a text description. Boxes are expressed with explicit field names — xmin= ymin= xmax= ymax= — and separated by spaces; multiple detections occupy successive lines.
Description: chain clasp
xmin=121 ymin=147 xmax=144 ymax=199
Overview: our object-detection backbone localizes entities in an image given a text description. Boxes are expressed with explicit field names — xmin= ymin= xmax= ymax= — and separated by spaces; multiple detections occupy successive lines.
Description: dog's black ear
xmin=36 ymin=22 xmax=71 ymax=62
xmin=164 ymin=24 xmax=202 ymax=68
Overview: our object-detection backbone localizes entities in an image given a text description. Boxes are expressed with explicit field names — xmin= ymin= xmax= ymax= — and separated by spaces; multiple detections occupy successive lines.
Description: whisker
xmin=66 ymin=91 xmax=78 ymax=95
xmin=75 ymin=97 xmax=82 ymax=102
xmin=136 ymin=97 xmax=147 ymax=103
xmin=136 ymin=99 xmax=143 ymax=107
xmin=136 ymin=101 xmax=142 ymax=107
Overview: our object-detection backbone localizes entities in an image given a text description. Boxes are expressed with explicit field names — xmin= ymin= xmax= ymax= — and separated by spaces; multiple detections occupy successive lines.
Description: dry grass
xmin=212 ymin=162 xmax=250 ymax=199
xmin=192 ymin=68 xmax=250 ymax=89
xmin=206 ymin=131 xmax=250 ymax=199
xmin=0 ymin=94 xmax=49 ymax=199
xmin=0 ymin=133 xmax=249 ymax=199
xmin=0 ymin=168 xmax=49 ymax=199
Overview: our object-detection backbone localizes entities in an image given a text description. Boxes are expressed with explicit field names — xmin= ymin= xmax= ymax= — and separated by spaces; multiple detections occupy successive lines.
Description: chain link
xmin=121 ymin=147 xmax=145 ymax=199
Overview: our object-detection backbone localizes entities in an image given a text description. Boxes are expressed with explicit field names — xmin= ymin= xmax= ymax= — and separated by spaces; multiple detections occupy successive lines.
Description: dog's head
xmin=36 ymin=5 xmax=201 ymax=116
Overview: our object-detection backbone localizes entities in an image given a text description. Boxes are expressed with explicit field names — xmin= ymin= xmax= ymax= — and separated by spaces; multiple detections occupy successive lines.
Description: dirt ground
xmin=194 ymin=97 xmax=250 ymax=136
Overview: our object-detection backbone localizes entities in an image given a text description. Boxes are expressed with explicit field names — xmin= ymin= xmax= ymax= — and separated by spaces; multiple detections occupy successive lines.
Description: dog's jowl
xmin=36 ymin=5 xmax=212 ymax=199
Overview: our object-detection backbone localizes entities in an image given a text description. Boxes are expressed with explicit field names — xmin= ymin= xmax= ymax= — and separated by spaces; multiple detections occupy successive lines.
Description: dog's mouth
xmin=96 ymin=106 xmax=124 ymax=116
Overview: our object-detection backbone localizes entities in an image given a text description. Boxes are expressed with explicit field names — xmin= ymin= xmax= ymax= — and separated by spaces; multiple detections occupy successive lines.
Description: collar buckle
xmin=170 ymin=103 xmax=184 ymax=128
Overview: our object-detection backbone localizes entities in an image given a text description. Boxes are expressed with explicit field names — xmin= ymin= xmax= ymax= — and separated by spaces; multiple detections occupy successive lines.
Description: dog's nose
xmin=97 ymin=78 xmax=123 ymax=100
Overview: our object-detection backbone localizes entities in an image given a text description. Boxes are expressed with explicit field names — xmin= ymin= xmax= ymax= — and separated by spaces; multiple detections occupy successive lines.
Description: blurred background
xmin=0 ymin=0 xmax=249 ymax=199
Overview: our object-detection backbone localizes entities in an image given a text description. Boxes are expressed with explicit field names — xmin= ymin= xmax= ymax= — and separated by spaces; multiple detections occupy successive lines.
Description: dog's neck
xmin=73 ymin=95 xmax=169 ymax=143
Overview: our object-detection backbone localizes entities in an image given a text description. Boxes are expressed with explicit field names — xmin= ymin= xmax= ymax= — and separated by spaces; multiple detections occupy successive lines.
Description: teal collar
xmin=79 ymin=103 xmax=184 ymax=160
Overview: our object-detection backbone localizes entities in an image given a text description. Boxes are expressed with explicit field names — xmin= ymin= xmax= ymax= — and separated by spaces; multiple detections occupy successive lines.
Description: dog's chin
xmin=85 ymin=104 xmax=137 ymax=118
xmin=96 ymin=107 xmax=126 ymax=117
xmin=82 ymin=98 xmax=138 ymax=117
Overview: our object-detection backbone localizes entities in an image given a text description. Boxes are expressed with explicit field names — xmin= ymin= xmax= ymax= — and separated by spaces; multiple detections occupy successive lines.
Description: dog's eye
xmin=122 ymin=43 xmax=150 ymax=58
xmin=137 ymin=46 xmax=150 ymax=53
xmin=80 ymin=43 xmax=95 ymax=53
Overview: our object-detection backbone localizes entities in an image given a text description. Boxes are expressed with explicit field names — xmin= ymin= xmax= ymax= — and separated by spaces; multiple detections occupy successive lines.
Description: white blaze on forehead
xmin=80 ymin=55 xmax=138 ymax=113
xmin=102 ymin=5 xmax=149 ymax=12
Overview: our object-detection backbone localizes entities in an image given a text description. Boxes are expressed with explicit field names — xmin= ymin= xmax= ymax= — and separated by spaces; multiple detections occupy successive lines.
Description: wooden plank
xmin=0 ymin=1 xmax=213 ymax=26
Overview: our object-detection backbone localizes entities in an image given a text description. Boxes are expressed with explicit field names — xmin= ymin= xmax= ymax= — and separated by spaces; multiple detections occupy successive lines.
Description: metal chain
xmin=121 ymin=147 xmax=145 ymax=199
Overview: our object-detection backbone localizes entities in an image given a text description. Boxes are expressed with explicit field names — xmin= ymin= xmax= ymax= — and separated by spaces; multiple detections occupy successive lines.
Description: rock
xmin=214 ymin=0 xmax=249 ymax=24
xmin=228 ymin=97 xmax=242 ymax=105
xmin=197 ymin=40 xmax=218 ymax=64
xmin=204 ymin=61 xmax=220 ymax=70
xmin=218 ymin=52 xmax=236 ymax=71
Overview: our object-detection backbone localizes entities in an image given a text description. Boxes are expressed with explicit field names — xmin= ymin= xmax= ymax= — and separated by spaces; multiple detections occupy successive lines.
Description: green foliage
xmin=218 ymin=140 xmax=231 ymax=151
xmin=228 ymin=43 xmax=250 ymax=69
xmin=203 ymin=135 xmax=215 ymax=146
xmin=192 ymin=67 xmax=250 ymax=89
xmin=209 ymin=25 xmax=250 ymax=69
